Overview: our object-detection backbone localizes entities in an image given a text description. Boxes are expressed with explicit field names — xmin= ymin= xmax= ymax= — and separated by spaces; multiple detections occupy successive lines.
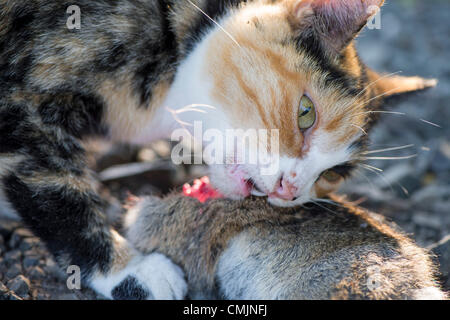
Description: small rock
xmin=138 ymin=148 xmax=157 ymax=163
xmin=13 ymin=228 xmax=34 ymax=238
xmin=8 ymin=292 xmax=23 ymax=300
xmin=36 ymin=293 xmax=49 ymax=300
xmin=44 ymin=258 xmax=65 ymax=280
xmin=5 ymin=263 xmax=22 ymax=279
xmin=412 ymin=185 xmax=450 ymax=204
xmin=151 ymin=140 xmax=171 ymax=158
xmin=19 ymin=238 xmax=40 ymax=251
xmin=0 ymin=219 xmax=20 ymax=238
xmin=0 ymin=281 xmax=7 ymax=294
xmin=412 ymin=213 xmax=443 ymax=230
xmin=430 ymin=142 xmax=450 ymax=173
xmin=7 ymin=275 xmax=30 ymax=297
xmin=27 ymin=266 xmax=45 ymax=280
xmin=23 ymin=255 xmax=41 ymax=269
xmin=3 ymin=250 xmax=21 ymax=267
xmin=8 ymin=228 xmax=34 ymax=249
xmin=8 ymin=234 xmax=21 ymax=249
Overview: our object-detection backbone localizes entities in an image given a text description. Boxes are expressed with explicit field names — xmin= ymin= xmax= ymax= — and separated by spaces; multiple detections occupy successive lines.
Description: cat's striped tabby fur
xmin=0 ymin=0 xmax=436 ymax=299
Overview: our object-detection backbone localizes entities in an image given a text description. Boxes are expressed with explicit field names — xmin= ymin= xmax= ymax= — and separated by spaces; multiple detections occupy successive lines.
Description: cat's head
xmin=179 ymin=0 xmax=436 ymax=207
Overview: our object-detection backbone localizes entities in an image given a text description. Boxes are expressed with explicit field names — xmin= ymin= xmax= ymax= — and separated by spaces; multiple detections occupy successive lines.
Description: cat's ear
xmin=366 ymin=69 xmax=438 ymax=101
xmin=289 ymin=0 xmax=385 ymax=54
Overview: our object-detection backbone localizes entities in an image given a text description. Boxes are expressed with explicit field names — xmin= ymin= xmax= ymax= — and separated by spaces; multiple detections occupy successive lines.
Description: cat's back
xmin=0 ymin=0 xmax=176 ymax=97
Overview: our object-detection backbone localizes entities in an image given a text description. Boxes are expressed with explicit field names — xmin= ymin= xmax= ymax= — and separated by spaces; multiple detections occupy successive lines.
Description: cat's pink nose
xmin=270 ymin=177 xmax=298 ymax=201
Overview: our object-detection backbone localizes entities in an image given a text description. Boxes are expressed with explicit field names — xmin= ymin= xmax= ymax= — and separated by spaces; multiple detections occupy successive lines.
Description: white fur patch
xmin=0 ymin=187 xmax=19 ymax=220
xmin=91 ymin=253 xmax=187 ymax=300
xmin=413 ymin=287 xmax=446 ymax=300
xmin=132 ymin=25 xmax=231 ymax=145
xmin=0 ymin=156 xmax=23 ymax=220
xmin=216 ymin=233 xmax=284 ymax=299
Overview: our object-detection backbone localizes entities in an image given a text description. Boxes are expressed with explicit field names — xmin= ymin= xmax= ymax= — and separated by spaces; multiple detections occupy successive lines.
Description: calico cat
xmin=125 ymin=193 xmax=446 ymax=300
xmin=0 ymin=0 xmax=436 ymax=299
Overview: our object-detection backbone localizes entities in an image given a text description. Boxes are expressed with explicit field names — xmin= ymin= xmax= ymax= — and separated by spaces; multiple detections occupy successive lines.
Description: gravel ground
xmin=0 ymin=1 xmax=449 ymax=299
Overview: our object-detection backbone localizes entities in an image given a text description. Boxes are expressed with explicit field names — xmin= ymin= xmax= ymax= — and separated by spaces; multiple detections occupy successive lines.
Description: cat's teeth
xmin=251 ymin=189 xmax=266 ymax=197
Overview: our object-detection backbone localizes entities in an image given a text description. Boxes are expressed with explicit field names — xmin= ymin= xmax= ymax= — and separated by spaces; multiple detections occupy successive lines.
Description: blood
xmin=182 ymin=176 xmax=223 ymax=203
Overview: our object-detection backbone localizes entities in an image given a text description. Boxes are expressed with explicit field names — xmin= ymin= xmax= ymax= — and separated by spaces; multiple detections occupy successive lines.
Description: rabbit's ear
xmin=367 ymin=68 xmax=438 ymax=102
xmin=288 ymin=0 xmax=384 ymax=54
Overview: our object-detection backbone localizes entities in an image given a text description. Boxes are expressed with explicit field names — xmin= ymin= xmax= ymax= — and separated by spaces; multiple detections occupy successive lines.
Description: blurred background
xmin=346 ymin=0 xmax=450 ymax=248
xmin=0 ymin=0 xmax=449 ymax=299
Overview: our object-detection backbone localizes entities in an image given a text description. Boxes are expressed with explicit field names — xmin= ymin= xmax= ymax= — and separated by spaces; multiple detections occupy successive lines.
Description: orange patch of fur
xmin=204 ymin=1 xmax=368 ymax=157
xmin=98 ymin=75 xmax=171 ymax=142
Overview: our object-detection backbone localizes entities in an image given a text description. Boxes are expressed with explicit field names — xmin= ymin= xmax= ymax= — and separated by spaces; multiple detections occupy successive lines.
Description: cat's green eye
xmin=298 ymin=95 xmax=316 ymax=130
xmin=321 ymin=170 xmax=342 ymax=183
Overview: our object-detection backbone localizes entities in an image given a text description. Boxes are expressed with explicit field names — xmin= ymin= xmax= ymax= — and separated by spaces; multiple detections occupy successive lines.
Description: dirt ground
xmin=0 ymin=0 xmax=449 ymax=299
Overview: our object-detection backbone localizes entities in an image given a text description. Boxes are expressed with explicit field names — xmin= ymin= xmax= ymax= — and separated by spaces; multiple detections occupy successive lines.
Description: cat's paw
xmin=91 ymin=253 xmax=187 ymax=300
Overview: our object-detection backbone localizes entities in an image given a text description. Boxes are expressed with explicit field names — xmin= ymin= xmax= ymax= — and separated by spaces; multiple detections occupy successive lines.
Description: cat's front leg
xmin=0 ymin=100 xmax=187 ymax=300
xmin=1 ymin=156 xmax=187 ymax=300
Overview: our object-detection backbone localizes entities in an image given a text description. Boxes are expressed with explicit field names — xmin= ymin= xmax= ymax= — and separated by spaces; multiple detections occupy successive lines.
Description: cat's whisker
xmin=351 ymin=110 xmax=442 ymax=130
xmin=360 ymin=163 xmax=383 ymax=172
xmin=312 ymin=198 xmax=345 ymax=209
xmin=309 ymin=200 xmax=339 ymax=215
xmin=353 ymin=85 xmax=406 ymax=110
xmin=353 ymin=110 xmax=406 ymax=117
xmin=187 ymin=0 xmax=242 ymax=48
xmin=362 ymin=144 xmax=415 ymax=155
xmin=338 ymin=72 xmax=404 ymax=115
xmin=176 ymin=104 xmax=217 ymax=113
xmin=400 ymin=185 xmax=409 ymax=196
xmin=419 ymin=118 xmax=442 ymax=128
xmin=359 ymin=154 xmax=418 ymax=161
xmin=354 ymin=169 xmax=377 ymax=192
xmin=353 ymin=71 xmax=403 ymax=101
xmin=350 ymin=124 xmax=367 ymax=135
xmin=165 ymin=107 xmax=196 ymax=140
xmin=340 ymin=86 xmax=406 ymax=118
xmin=357 ymin=163 xmax=395 ymax=194
xmin=186 ymin=103 xmax=217 ymax=109
xmin=164 ymin=103 xmax=220 ymax=130
xmin=358 ymin=164 xmax=410 ymax=197
xmin=179 ymin=108 xmax=208 ymax=114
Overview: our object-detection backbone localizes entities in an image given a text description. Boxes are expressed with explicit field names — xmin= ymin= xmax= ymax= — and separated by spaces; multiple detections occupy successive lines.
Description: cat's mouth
xmin=246 ymin=178 xmax=300 ymax=202
xmin=246 ymin=178 xmax=267 ymax=197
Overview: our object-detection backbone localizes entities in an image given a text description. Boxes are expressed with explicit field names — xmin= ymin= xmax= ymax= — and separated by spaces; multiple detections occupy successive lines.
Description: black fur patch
xmin=130 ymin=0 xmax=178 ymax=106
xmin=0 ymin=98 xmax=87 ymax=174
xmin=3 ymin=173 xmax=113 ymax=278
xmin=111 ymin=276 xmax=152 ymax=300
xmin=182 ymin=0 xmax=248 ymax=55
xmin=0 ymin=2 xmax=35 ymax=85
xmin=329 ymin=162 xmax=356 ymax=179
xmin=37 ymin=93 xmax=106 ymax=138
xmin=293 ymin=31 xmax=360 ymax=97
xmin=94 ymin=43 xmax=129 ymax=73
xmin=0 ymin=104 xmax=32 ymax=153
xmin=134 ymin=54 xmax=170 ymax=106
